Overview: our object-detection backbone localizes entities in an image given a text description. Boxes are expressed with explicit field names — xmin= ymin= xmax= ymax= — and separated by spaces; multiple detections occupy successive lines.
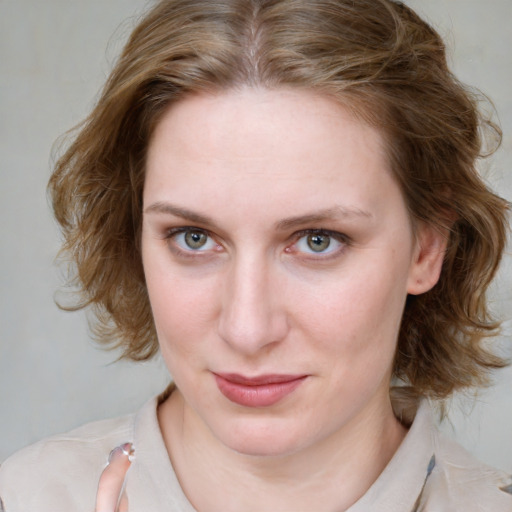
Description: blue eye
xmin=172 ymin=228 xmax=217 ymax=252
xmin=294 ymin=231 xmax=345 ymax=255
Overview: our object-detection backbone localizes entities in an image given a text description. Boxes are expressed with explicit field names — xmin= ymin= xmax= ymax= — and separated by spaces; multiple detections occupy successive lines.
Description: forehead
xmin=144 ymin=87 xmax=399 ymax=220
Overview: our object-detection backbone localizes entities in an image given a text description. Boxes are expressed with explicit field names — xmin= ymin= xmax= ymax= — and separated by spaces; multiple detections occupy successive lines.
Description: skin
xmin=97 ymin=87 xmax=446 ymax=511
xmin=95 ymin=444 xmax=131 ymax=512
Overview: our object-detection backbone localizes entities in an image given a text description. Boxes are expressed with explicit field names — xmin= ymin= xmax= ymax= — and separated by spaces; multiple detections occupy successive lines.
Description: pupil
xmin=185 ymin=231 xmax=206 ymax=249
xmin=307 ymin=234 xmax=330 ymax=252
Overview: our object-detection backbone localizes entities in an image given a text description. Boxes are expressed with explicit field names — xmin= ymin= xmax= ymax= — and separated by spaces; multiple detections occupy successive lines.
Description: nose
xmin=217 ymin=256 xmax=289 ymax=355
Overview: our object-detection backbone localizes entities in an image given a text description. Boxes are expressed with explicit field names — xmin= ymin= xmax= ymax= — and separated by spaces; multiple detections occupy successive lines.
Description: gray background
xmin=1 ymin=0 xmax=511 ymax=471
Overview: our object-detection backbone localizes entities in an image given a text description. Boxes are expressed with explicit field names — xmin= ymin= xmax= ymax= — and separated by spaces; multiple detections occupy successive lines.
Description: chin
xmin=228 ymin=437 xmax=301 ymax=458
xmin=213 ymin=417 xmax=309 ymax=458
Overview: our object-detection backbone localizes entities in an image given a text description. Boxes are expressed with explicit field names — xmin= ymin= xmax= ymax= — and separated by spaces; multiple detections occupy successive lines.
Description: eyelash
xmin=163 ymin=227 xmax=350 ymax=260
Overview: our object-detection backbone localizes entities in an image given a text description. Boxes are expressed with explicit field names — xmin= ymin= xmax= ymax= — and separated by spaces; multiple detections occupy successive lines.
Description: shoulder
xmin=420 ymin=432 xmax=512 ymax=511
xmin=0 ymin=413 xmax=134 ymax=512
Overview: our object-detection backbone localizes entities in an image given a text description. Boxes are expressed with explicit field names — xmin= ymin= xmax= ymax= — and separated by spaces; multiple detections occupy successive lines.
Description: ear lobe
xmin=407 ymin=222 xmax=449 ymax=296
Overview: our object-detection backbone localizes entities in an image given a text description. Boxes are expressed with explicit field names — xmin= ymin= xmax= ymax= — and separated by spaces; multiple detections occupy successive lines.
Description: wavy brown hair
xmin=49 ymin=0 xmax=509 ymax=399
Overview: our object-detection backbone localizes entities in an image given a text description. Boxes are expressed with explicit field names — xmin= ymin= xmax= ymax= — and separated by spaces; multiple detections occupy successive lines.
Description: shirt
xmin=1 ymin=390 xmax=511 ymax=511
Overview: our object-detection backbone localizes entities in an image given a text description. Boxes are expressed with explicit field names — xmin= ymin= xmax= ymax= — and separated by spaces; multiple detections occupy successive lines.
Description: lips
xmin=213 ymin=373 xmax=307 ymax=407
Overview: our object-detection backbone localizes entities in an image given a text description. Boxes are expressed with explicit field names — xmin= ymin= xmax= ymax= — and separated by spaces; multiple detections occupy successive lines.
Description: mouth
xmin=213 ymin=373 xmax=307 ymax=407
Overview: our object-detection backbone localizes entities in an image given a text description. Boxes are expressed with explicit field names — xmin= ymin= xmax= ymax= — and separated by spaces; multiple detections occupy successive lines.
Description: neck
xmin=158 ymin=388 xmax=407 ymax=512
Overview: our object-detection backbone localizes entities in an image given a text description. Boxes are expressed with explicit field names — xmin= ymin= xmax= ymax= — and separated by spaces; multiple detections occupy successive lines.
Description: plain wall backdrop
xmin=1 ymin=0 xmax=511 ymax=471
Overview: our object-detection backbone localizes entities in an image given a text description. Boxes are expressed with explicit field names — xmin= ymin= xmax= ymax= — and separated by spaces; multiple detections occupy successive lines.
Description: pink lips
xmin=214 ymin=373 xmax=307 ymax=407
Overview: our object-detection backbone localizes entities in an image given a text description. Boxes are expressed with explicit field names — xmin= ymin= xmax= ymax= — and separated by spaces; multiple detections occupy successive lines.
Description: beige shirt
xmin=1 ymin=392 xmax=511 ymax=512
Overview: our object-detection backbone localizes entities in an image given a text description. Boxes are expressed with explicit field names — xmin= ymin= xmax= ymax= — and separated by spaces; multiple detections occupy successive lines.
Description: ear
xmin=407 ymin=222 xmax=449 ymax=295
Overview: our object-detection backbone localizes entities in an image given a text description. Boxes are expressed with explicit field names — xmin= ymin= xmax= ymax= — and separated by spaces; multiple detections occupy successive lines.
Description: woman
xmin=1 ymin=0 xmax=511 ymax=510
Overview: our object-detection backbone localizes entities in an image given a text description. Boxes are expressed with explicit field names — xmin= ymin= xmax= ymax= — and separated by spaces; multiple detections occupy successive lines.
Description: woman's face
xmin=142 ymin=88 xmax=442 ymax=456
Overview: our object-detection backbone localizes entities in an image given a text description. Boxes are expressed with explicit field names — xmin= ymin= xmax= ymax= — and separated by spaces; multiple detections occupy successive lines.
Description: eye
xmin=303 ymin=233 xmax=331 ymax=252
xmin=169 ymin=228 xmax=218 ymax=252
xmin=292 ymin=230 xmax=346 ymax=256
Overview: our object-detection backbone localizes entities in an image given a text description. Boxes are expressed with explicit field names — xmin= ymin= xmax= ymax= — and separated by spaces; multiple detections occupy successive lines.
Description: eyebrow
xmin=144 ymin=202 xmax=213 ymax=226
xmin=275 ymin=206 xmax=373 ymax=230
xmin=144 ymin=201 xmax=373 ymax=230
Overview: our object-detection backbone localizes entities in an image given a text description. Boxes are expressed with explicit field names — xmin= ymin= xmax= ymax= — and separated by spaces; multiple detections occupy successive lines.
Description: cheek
xmin=292 ymin=255 xmax=409 ymax=365
xmin=295 ymin=272 xmax=407 ymax=416
xmin=144 ymin=256 xmax=221 ymax=353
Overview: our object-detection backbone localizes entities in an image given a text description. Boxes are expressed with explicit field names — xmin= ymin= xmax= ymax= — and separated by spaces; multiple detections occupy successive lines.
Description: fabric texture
xmin=1 ymin=390 xmax=511 ymax=512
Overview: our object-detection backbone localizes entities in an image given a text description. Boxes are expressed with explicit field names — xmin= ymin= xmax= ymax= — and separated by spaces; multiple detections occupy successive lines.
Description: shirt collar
xmin=347 ymin=400 xmax=435 ymax=512
xmin=126 ymin=391 xmax=196 ymax=511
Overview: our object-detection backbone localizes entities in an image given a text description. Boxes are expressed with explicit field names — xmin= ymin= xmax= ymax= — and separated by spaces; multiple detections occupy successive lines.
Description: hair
xmin=49 ymin=0 xmax=509 ymax=400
